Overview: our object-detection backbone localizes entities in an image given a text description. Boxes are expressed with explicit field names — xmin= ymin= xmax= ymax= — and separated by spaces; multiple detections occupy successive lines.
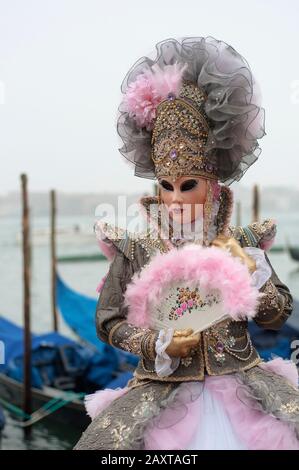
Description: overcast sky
xmin=0 ymin=0 xmax=298 ymax=195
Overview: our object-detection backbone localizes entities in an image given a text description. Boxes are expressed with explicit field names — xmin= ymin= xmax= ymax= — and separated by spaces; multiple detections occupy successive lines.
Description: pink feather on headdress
xmin=122 ymin=62 xmax=188 ymax=130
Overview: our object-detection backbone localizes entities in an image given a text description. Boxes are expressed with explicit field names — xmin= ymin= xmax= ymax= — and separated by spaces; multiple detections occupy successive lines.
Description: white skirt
xmin=186 ymin=384 xmax=247 ymax=450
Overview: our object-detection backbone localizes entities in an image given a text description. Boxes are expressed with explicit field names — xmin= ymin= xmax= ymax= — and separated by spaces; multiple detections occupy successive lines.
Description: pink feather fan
xmin=124 ymin=244 xmax=261 ymax=331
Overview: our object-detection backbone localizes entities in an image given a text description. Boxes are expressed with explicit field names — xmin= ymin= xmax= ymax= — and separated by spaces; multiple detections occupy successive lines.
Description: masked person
xmin=74 ymin=37 xmax=299 ymax=450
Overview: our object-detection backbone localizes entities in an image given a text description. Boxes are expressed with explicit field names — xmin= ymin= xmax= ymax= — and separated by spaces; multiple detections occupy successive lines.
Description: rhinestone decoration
xmin=151 ymin=81 xmax=218 ymax=181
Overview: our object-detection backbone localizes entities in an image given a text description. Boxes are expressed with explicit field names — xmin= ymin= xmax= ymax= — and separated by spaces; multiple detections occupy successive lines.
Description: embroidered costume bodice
xmin=94 ymin=189 xmax=293 ymax=383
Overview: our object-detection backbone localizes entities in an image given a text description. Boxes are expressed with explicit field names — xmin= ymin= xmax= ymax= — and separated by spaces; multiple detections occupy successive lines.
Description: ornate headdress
xmin=117 ymin=37 xmax=265 ymax=184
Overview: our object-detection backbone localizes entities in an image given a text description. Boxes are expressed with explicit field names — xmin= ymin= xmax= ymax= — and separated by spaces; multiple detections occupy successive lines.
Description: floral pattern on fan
xmin=125 ymin=244 xmax=260 ymax=332
xmin=166 ymin=287 xmax=220 ymax=321
xmin=153 ymin=281 xmax=223 ymax=332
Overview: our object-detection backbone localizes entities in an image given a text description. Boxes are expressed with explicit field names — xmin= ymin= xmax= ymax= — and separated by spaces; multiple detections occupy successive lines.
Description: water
xmin=0 ymin=212 xmax=299 ymax=449
xmin=0 ymin=411 xmax=81 ymax=450
xmin=0 ymin=215 xmax=109 ymax=335
xmin=0 ymin=214 xmax=109 ymax=449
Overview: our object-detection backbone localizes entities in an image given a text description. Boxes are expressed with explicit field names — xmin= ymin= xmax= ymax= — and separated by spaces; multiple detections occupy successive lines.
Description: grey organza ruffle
xmin=117 ymin=36 xmax=266 ymax=185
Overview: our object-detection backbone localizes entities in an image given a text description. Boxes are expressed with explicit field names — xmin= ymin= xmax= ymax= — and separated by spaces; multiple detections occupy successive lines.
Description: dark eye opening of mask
xmin=180 ymin=179 xmax=198 ymax=191
xmin=159 ymin=180 xmax=174 ymax=191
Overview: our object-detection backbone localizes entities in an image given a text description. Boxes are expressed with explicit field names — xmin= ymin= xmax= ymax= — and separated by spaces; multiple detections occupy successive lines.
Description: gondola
xmin=286 ymin=237 xmax=299 ymax=262
xmin=0 ymin=402 xmax=5 ymax=432
xmin=288 ymin=245 xmax=299 ymax=262
xmin=0 ymin=373 xmax=88 ymax=430
xmin=0 ymin=313 xmax=135 ymax=430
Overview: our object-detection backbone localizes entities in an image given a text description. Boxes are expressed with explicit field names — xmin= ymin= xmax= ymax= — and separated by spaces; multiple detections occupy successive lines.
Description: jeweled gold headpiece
xmin=151 ymin=81 xmax=217 ymax=182
xmin=118 ymin=38 xmax=266 ymax=185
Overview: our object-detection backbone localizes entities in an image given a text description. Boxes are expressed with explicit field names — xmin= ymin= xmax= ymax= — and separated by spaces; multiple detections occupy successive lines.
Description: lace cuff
xmin=154 ymin=329 xmax=180 ymax=378
xmin=243 ymin=247 xmax=272 ymax=289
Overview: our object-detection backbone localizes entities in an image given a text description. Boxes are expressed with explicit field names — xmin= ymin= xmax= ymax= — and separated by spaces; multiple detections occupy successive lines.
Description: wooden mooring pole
xmin=50 ymin=190 xmax=58 ymax=332
xmin=21 ymin=173 xmax=32 ymax=435
xmin=252 ymin=184 xmax=260 ymax=223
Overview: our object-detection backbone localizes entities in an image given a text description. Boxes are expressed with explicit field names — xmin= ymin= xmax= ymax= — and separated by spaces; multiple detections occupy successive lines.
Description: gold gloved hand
xmin=165 ymin=328 xmax=200 ymax=358
xmin=211 ymin=235 xmax=256 ymax=274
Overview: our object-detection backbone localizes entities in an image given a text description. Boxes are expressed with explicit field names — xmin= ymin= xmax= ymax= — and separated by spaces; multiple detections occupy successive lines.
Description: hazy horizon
xmin=1 ymin=0 xmax=299 ymax=194
xmin=0 ymin=182 xmax=299 ymax=197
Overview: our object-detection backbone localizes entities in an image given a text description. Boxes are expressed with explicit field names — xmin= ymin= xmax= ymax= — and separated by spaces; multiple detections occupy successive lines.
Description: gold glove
xmin=211 ymin=235 xmax=256 ymax=273
xmin=165 ymin=328 xmax=200 ymax=358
